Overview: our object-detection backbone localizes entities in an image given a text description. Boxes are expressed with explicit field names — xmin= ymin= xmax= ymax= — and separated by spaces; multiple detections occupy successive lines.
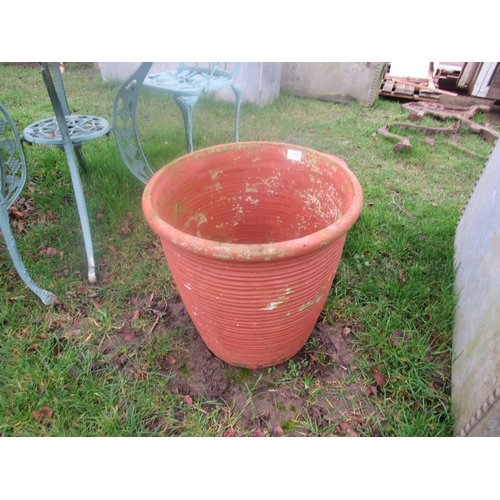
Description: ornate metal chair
xmin=113 ymin=63 xmax=242 ymax=183
xmin=22 ymin=63 xmax=112 ymax=283
xmin=0 ymin=103 xmax=56 ymax=305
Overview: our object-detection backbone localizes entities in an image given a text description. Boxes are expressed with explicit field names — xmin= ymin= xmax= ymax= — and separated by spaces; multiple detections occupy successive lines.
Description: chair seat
xmin=23 ymin=114 xmax=111 ymax=145
xmin=144 ymin=69 xmax=236 ymax=96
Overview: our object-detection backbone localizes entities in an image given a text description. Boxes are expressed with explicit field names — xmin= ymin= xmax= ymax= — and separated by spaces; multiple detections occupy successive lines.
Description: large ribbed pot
xmin=143 ymin=142 xmax=363 ymax=368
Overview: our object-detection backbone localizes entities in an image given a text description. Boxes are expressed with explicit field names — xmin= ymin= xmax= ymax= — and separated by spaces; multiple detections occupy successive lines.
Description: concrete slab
xmin=453 ymin=138 xmax=500 ymax=436
xmin=280 ymin=62 xmax=386 ymax=107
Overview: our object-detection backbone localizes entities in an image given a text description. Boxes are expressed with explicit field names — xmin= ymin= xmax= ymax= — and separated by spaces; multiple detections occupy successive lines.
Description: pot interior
xmin=150 ymin=144 xmax=356 ymax=245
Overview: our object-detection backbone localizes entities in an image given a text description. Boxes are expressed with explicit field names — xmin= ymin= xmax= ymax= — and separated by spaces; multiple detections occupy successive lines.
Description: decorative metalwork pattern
xmin=0 ymin=103 xmax=27 ymax=209
xmin=145 ymin=66 xmax=237 ymax=94
xmin=0 ymin=102 xmax=56 ymax=305
xmin=113 ymin=62 xmax=154 ymax=185
xmin=23 ymin=114 xmax=110 ymax=145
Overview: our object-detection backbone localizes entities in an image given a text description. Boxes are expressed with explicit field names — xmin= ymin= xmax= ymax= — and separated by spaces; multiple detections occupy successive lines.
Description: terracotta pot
xmin=143 ymin=142 xmax=363 ymax=368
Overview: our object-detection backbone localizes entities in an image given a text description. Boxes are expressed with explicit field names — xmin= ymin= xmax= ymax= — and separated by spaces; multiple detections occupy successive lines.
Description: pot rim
xmin=142 ymin=141 xmax=363 ymax=262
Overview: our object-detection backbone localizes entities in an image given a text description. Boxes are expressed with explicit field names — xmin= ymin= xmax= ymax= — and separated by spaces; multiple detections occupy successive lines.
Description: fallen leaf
xmin=120 ymin=220 xmax=131 ymax=234
xmin=77 ymin=285 xmax=87 ymax=294
xmin=430 ymin=202 xmax=438 ymax=207
xmin=373 ymin=373 xmax=385 ymax=387
xmin=131 ymin=310 xmax=140 ymax=321
xmin=252 ymin=429 xmax=266 ymax=437
xmin=97 ymin=213 xmax=105 ymax=219
xmin=391 ymin=329 xmax=404 ymax=346
xmin=340 ymin=421 xmax=350 ymax=431
xmin=351 ymin=414 xmax=364 ymax=424
xmin=32 ymin=406 xmax=53 ymax=423
xmin=182 ymin=395 xmax=193 ymax=406
xmin=433 ymin=376 xmax=444 ymax=389
xmin=46 ymin=247 xmax=58 ymax=257
xmin=342 ymin=326 xmax=352 ymax=337
xmin=347 ymin=428 xmax=360 ymax=437
xmin=66 ymin=322 xmax=82 ymax=337
xmin=164 ymin=355 xmax=176 ymax=367
xmin=273 ymin=426 xmax=284 ymax=437
xmin=108 ymin=245 xmax=117 ymax=255
xmin=101 ymin=272 xmax=112 ymax=283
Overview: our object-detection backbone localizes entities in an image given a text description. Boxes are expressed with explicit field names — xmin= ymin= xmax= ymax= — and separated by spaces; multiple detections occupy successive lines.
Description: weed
xmin=281 ymin=419 xmax=299 ymax=432
xmin=283 ymin=358 xmax=309 ymax=379
xmin=225 ymin=367 xmax=254 ymax=385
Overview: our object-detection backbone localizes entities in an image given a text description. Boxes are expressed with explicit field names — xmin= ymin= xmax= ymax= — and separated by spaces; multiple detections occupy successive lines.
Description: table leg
xmin=40 ymin=63 xmax=97 ymax=283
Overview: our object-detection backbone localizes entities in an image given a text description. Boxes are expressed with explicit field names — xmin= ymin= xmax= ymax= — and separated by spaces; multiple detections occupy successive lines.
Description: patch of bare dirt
xmin=99 ymin=293 xmax=382 ymax=437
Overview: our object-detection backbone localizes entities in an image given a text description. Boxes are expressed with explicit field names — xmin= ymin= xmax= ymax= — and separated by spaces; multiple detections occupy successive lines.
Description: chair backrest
xmin=0 ymin=103 xmax=27 ymax=209
xmin=113 ymin=62 xmax=155 ymax=185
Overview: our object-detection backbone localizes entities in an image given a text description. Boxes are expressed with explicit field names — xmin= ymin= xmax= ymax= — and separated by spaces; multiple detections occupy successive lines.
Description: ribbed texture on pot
xmin=143 ymin=142 xmax=363 ymax=368
xmin=161 ymin=234 xmax=346 ymax=368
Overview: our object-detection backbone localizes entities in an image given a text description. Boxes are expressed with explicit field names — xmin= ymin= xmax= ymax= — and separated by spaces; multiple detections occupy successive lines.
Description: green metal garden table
xmin=23 ymin=63 xmax=111 ymax=283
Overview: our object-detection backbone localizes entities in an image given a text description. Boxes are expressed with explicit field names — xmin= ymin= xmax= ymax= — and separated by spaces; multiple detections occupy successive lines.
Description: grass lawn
xmin=0 ymin=62 xmax=495 ymax=436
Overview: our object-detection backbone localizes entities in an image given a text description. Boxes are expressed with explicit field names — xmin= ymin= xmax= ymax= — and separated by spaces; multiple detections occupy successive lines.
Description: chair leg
xmin=232 ymin=82 xmax=241 ymax=143
xmin=0 ymin=200 xmax=56 ymax=305
xmin=174 ymin=95 xmax=199 ymax=153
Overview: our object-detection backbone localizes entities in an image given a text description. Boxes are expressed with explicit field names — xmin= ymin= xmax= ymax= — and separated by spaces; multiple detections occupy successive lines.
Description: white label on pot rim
xmin=287 ymin=149 xmax=302 ymax=161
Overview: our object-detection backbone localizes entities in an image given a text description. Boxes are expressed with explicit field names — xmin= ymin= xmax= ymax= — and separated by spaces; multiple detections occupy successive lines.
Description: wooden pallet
xmin=380 ymin=78 xmax=441 ymax=102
